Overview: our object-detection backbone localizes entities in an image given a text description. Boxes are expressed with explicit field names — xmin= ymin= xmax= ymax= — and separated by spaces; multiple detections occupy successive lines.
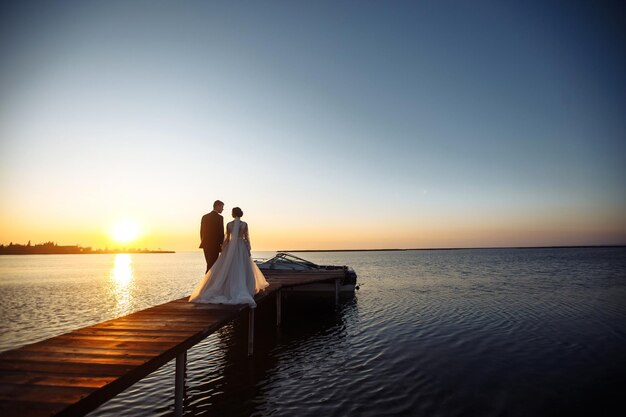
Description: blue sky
xmin=1 ymin=0 xmax=625 ymax=249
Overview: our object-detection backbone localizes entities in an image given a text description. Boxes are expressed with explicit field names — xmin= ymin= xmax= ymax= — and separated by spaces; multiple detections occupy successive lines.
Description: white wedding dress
xmin=189 ymin=218 xmax=269 ymax=307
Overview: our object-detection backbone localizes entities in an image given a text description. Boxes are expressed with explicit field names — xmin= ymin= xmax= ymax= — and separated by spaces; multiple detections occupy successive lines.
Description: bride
xmin=189 ymin=207 xmax=269 ymax=307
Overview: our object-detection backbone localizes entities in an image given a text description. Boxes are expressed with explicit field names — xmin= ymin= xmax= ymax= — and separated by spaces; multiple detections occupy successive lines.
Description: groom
xmin=200 ymin=200 xmax=224 ymax=273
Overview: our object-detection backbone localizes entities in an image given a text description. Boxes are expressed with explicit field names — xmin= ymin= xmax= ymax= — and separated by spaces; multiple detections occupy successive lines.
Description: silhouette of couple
xmin=189 ymin=200 xmax=268 ymax=307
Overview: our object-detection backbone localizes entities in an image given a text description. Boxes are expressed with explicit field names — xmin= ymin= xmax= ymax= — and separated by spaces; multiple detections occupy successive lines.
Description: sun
xmin=111 ymin=219 xmax=140 ymax=244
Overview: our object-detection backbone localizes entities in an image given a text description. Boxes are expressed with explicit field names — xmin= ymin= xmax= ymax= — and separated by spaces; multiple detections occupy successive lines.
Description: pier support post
xmin=335 ymin=277 xmax=340 ymax=306
xmin=174 ymin=350 xmax=186 ymax=417
xmin=276 ymin=290 xmax=282 ymax=326
xmin=248 ymin=308 xmax=255 ymax=356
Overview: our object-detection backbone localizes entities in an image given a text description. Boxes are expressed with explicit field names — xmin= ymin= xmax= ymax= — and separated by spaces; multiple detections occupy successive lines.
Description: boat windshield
xmin=263 ymin=252 xmax=319 ymax=268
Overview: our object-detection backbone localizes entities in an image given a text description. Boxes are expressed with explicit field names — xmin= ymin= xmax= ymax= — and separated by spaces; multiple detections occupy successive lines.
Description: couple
xmin=189 ymin=200 xmax=269 ymax=307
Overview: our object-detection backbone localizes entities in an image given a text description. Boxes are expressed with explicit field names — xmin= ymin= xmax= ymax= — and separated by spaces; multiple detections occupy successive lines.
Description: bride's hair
xmin=232 ymin=207 xmax=243 ymax=218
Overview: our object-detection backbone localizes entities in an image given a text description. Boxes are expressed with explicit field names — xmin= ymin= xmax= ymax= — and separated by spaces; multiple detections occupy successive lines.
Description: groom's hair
xmin=213 ymin=200 xmax=224 ymax=209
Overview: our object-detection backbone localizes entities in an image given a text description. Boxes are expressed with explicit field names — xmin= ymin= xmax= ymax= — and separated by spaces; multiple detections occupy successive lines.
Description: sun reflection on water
xmin=110 ymin=254 xmax=134 ymax=316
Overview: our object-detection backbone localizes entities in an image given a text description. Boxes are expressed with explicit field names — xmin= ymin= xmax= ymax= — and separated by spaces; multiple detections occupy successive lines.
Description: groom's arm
xmin=199 ymin=215 xmax=206 ymax=248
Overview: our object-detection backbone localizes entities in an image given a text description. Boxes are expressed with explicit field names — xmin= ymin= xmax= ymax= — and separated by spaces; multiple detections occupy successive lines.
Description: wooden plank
xmin=0 ymin=383 xmax=93 ymax=404
xmin=122 ymin=315 xmax=231 ymax=324
xmin=92 ymin=322 xmax=210 ymax=331
xmin=98 ymin=314 xmax=215 ymax=323
xmin=0 ymin=400 xmax=70 ymax=417
xmin=135 ymin=307 xmax=210 ymax=314
xmin=71 ymin=328 xmax=198 ymax=337
xmin=0 ymin=372 xmax=116 ymax=388
xmin=149 ymin=301 xmax=243 ymax=309
xmin=102 ymin=312 xmax=221 ymax=322
xmin=24 ymin=337 xmax=181 ymax=352
xmin=12 ymin=344 xmax=165 ymax=357
xmin=78 ymin=325 xmax=199 ymax=333
xmin=92 ymin=317 xmax=210 ymax=326
xmin=0 ymin=349 xmax=154 ymax=361
xmin=134 ymin=305 xmax=236 ymax=313
xmin=59 ymin=328 xmax=193 ymax=338
xmin=138 ymin=306 xmax=242 ymax=314
xmin=91 ymin=321 xmax=209 ymax=330
xmin=114 ymin=314 xmax=226 ymax=324
xmin=47 ymin=333 xmax=186 ymax=345
xmin=125 ymin=312 xmax=232 ymax=320
xmin=47 ymin=334 xmax=189 ymax=343
xmin=86 ymin=325 xmax=214 ymax=336
xmin=0 ymin=361 xmax=134 ymax=376
xmin=0 ymin=351 xmax=152 ymax=366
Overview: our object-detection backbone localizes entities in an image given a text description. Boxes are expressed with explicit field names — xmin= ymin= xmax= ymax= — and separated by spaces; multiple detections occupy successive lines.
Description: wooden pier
xmin=0 ymin=270 xmax=345 ymax=417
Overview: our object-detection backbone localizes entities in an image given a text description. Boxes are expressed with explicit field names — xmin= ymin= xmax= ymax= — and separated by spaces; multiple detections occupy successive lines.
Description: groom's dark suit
xmin=200 ymin=210 xmax=224 ymax=273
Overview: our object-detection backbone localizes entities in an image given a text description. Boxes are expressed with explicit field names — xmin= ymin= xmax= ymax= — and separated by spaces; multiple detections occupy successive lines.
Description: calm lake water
xmin=1 ymin=248 xmax=625 ymax=416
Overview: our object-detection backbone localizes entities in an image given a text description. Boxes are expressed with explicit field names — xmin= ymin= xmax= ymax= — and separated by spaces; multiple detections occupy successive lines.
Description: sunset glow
xmin=110 ymin=220 xmax=140 ymax=245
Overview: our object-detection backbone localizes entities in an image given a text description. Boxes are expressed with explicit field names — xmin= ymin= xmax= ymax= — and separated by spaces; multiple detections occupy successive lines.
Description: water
xmin=1 ymin=248 xmax=625 ymax=416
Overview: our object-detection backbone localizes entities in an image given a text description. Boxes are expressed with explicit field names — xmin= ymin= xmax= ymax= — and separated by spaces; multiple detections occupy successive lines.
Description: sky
xmin=1 ymin=0 xmax=625 ymax=251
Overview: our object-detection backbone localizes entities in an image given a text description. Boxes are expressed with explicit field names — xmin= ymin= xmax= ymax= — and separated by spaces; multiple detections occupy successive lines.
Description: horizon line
xmin=275 ymin=244 xmax=626 ymax=253
xmin=3 ymin=241 xmax=625 ymax=253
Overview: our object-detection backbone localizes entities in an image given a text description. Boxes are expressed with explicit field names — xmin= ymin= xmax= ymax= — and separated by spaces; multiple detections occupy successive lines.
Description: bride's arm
xmin=244 ymin=224 xmax=251 ymax=254
xmin=222 ymin=222 xmax=231 ymax=251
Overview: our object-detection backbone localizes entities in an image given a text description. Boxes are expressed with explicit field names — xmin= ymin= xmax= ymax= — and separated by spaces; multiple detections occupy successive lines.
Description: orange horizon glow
xmin=1 ymin=209 xmax=624 ymax=252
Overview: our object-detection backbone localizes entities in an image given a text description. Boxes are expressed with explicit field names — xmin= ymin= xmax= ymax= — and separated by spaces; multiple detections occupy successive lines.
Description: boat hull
xmin=259 ymin=268 xmax=357 ymax=298
xmin=255 ymin=253 xmax=358 ymax=299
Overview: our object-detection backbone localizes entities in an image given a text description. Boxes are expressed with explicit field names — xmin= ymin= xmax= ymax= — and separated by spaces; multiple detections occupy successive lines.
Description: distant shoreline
xmin=278 ymin=245 xmax=626 ymax=253
xmin=0 ymin=250 xmax=175 ymax=255
xmin=0 ymin=242 xmax=175 ymax=255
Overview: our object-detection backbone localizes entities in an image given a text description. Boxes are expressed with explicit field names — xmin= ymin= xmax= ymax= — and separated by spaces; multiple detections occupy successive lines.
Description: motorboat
xmin=255 ymin=252 xmax=358 ymax=296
